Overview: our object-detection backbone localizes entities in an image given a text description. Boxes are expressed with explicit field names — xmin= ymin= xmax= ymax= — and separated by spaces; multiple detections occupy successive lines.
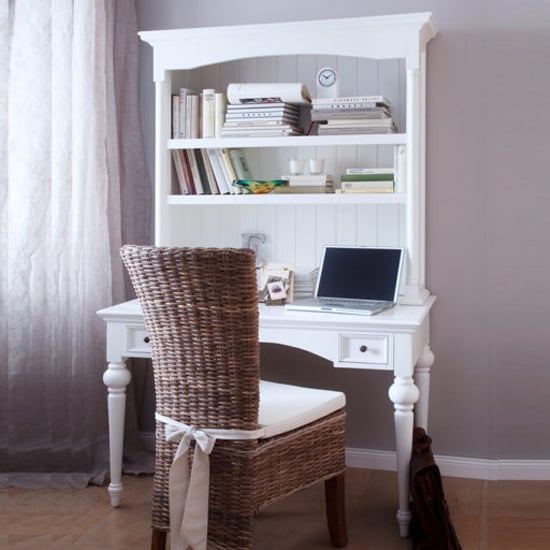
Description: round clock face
xmin=317 ymin=67 xmax=337 ymax=88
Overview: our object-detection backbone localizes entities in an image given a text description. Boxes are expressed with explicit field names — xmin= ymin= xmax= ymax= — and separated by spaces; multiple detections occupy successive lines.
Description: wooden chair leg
xmin=325 ymin=472 xmax=348 ymax=548
xmin=151 ymin=528 xmax=167 ymax=550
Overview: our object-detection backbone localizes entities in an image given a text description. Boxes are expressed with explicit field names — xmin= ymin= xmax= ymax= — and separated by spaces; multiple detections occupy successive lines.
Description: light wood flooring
xmin=3 ymin=468 xmax=550 ymax=549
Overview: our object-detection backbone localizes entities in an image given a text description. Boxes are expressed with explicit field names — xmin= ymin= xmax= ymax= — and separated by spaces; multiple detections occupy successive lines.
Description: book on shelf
xmin=317 ymin=125 xmax=396 ymax=135
xmin=226 ymin=101 xmax=300 ymax=112
xmin=220 ymin=126 xmax=304 ymax=137
xmin=311 ymin=108 xmax=390 ymax=121
xmin=187 ymin=94 xmax=200 ymax=138
xmin=335 ymin=188 xmax=394 ymax=194
xmin=341 ymin=173 xmax=394 ymax=182
xmin=172 ymin=95 xmax=180 ymax=138
xmin=214 ymin=92 xmax=226 ymax=138
xmin=171 ymin=150 xmax=190 ymax=194
xmin=312 ymin=95 xmax=390 ymax=107
xmin=272 ymin=185 xmax=334 ymax=194
xmin=219 ymin=148 xmax=238 ymax=192
xmin=340 ymin=181 xmax=394 ymax=191
xmin=281 ymin=174 xmax=334 ymax=186
xmin=201 ymin=88 xmax=216 ymax=139
xmin=345 ymin=167 xmax=394 ymax=175
xmin=201 ymin=148 xmax=220 ymax=194
xmin=193 ymin=149 xmax=211 ymax=194
xmin=181 ymin=150 xmax=197 ymax=195
xmin=179 ymin=87 xmax=196 ymax=138
xmin=323 ymin=118 xmax=395 ymax=128
xmin=394 ymin=144 xmax=406 ymax=191
xmin=229 ymin=149 xmax=254 ymax=181
xmin=223 ymin=119 xmax=299 ymax=127
xmin=185 ymin=149 xmax=204 ymax=194
xmin=227 ymin=82 xmax=311 ymax=105
xmin=225 ymin=110 xmax=299 ymax=120
xmin=206 ymin=149 xmax=231 ymax=194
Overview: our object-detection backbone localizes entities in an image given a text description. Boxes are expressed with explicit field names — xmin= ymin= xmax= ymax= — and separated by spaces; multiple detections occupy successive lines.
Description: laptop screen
xmin=316 ymin=247 xmax=404 ymax=301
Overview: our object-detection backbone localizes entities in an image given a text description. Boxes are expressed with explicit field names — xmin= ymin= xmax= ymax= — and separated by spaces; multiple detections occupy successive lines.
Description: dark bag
xmin=410 ymin=427 xmax=462 ymax=550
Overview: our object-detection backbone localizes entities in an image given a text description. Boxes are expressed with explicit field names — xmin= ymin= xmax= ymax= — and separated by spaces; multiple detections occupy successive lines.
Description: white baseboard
xmin=140 ymin=433 xmax=550 ymax=481
xmin=345 ymin=447 xmax=550 ymax=481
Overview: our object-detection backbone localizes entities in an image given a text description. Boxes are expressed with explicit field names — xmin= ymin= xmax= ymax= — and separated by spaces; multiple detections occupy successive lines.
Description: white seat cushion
xmin=258 ymin=380 xmax=346 ymax=439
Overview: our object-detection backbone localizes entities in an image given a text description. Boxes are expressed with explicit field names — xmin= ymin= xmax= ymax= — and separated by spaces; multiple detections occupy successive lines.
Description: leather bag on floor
xmin=410 ymin=427 xmax=462 ymax=550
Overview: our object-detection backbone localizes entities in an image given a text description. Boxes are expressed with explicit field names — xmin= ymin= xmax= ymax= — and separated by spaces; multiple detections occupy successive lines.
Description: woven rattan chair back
xmin=121 ymin=245 xmax=348 ymax=550
xmin=121 ymin=245 xmax=260 ymax=431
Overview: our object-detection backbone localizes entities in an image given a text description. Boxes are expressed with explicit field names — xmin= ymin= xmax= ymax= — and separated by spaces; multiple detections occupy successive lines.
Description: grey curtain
xmin=2 ymin=0 xmax=153 ymax=489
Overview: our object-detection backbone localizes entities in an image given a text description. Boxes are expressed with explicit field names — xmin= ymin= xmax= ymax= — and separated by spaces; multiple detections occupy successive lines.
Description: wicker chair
xmin=120 ymin=245 xmax=348 ymax=550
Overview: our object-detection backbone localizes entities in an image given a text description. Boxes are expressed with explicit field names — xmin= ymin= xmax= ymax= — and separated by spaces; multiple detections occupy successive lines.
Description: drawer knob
xmin=359 ymin=345 xmax=368 ymax=353
xmin=144 ymin=336 xmax=150 ymax=344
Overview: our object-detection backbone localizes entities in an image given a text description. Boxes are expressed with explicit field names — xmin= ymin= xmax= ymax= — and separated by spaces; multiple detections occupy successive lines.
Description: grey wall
xmin=135 ymin=0 xmax=550 ymax=460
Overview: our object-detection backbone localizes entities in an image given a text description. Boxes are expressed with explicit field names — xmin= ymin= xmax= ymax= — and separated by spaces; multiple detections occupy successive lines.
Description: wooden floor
xmin=3 ymin=468 xmax=550 ymax=549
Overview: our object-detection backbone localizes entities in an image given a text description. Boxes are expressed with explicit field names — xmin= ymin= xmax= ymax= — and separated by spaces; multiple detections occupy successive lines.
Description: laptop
xmin=285 ymin=246 xmax=404 ymax=316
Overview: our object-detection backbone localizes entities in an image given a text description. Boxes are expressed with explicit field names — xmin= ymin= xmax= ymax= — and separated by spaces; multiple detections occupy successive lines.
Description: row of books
xmin=311 ymin=95 xmax=397 ymax=135
xmin=172 ymin=83 xmax=311 ymax=139
xmin=171 ymin=148 xmax=253 ymax=195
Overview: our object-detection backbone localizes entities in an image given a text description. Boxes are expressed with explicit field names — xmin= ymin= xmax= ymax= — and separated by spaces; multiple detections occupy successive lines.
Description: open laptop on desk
xmin=285 ymin=246 xmax=404 ymax=316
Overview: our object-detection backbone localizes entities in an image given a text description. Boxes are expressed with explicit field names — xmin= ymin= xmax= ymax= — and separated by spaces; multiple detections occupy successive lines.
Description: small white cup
xmin=289 ymin=158 xmax=305 ymax=175
xmin=308 ymin=158 xmax=325 ymax=175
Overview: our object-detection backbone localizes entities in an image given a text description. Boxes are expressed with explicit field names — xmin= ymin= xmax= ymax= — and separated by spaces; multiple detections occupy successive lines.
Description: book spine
xmin=178 ymin=88 xmax=193 ymax=138
xmin=188 ymin=95 xmax=199 ymax=139
xmin=171 ymin=150 xmax=189 ymax=194
xmin=345 ymin=168 xmax=394 ymax=175
xmin=394 ymin=144 xmax=406 ymax=193
xmin=201 ymin=88 xmax=216 ymax=138
xmin=214 ymin=92 xmax=226 ymax=138
xmin=340 ymin=173 xmax=394 ymax=182
xmin=186 ymin=149 xmax=204 ymax=194
xmin=312 ymin=95 xmax=388 ymax=105
xmin=200 ymin=148 xmax=218 ymax=194
xmin=220 ymin=148 xmax=238 ymax=194
xmin=172 ymin=95 xmax=180 ymax=138
xmin=206 ymin=149 xmax=230 ymax=194
xmin=340 ymin=180 xmax=394 ymax=190
xmin=181 ymin=150 xmax=197 ymax=194
xmin=335 ymin=188 xmax=394 ymax=194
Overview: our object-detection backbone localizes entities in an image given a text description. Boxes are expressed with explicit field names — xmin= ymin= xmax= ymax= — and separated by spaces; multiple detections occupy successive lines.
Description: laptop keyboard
xmin=320 ymin=298 xmax=387 ymax=309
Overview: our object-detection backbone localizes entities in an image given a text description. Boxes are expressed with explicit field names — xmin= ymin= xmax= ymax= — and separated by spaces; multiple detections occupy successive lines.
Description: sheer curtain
xmin=2 ymin=0 xmax=152 ymax=488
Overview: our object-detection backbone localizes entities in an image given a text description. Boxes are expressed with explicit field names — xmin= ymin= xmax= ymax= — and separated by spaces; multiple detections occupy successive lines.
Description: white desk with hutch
xmin=98 ymin=13 xmax=438 ymax=538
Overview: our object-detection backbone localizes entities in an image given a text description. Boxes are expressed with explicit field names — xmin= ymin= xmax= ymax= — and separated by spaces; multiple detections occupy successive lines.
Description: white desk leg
xmin=388 ymin=376 xmax=419 ymax=538
xmin=102 ymin=360 xmax=132 ymax=508
xmin=414 ymin=345 xmax=435 ymax=431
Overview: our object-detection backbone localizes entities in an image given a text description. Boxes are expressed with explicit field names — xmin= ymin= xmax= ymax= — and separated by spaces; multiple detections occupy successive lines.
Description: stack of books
xmin=336 ymin=168 xmax=394 ymax=194
xmin=221 ymin=102 xmax=304 ymax=137
xmin=275 ymin=174 xmax=334 ymax=194
xmin=311 ymin=95 xmax=396 ymax=135
xmin=220 ymin=82 xmax=310 ymax=137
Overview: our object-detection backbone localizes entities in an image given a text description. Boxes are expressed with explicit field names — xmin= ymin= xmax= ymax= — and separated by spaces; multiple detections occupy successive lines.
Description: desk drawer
xmin=126 ymin=326 xmax=151 ymax=355
xmin=337 ymin=333 xmax=392 ymax=369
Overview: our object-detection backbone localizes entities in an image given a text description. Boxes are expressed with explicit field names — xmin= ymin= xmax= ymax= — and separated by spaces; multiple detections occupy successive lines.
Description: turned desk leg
xmin=388 ymin=376 xmax=419 ymax=538
xmin=414 ymin=345 xmax=435 ymax=431
xmin=102 ymin=360 xmax=132 ymax=508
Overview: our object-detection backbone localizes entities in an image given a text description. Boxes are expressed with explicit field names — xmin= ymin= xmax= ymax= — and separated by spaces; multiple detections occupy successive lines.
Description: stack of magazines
xmin=221 ymin=83 xmax=310 ymax=137
xmin=312 ymin=95 xmax=397 ymax=135
xmin=292 ymin=268 xmax=319 ymax=299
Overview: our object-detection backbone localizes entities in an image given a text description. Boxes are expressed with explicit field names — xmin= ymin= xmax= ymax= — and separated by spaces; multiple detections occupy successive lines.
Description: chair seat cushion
xmin=258 ymin=380 xmax=346 ymax=438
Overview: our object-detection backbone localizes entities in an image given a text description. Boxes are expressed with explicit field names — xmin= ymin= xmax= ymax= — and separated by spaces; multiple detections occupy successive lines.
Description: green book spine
xmin=340 ymin=173 xmax=394 ymax=181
